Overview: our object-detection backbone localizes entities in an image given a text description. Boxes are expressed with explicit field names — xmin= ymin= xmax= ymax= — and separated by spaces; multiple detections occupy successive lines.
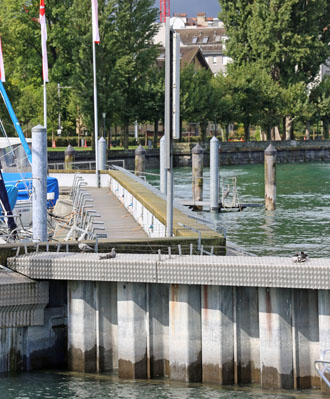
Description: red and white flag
xmin=0 ymin=37 xmax=5 ymax=82
xmin=40 ymin=0 xmax=48 ymax=82
xmin=91 ymin=0 xmax=100 ymax=43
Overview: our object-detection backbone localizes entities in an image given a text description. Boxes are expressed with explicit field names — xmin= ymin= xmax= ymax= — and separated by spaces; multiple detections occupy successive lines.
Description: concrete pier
xmin=9 ymin=251 xmax=330 ymax=392
xmin=169 ymin=284 xmax=201 ymax=382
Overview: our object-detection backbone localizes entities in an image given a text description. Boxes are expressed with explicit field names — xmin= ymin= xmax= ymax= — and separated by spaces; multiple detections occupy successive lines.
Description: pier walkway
xmin=86 ymin=187 xmax=147 ymax=240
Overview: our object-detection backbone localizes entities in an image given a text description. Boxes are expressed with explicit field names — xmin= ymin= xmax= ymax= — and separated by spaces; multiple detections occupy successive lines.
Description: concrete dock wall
xmin=66 ymin=281 xmax=322 ymax=390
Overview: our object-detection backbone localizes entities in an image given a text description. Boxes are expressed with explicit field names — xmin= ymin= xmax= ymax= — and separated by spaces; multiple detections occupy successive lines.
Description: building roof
xmin=176 ymin=27 xmax=226 ymax=54
xmin=180 ymin=47 xmax=210 ymax=70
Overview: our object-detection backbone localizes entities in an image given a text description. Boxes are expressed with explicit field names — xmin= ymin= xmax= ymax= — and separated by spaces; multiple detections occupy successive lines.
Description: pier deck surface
xmin=86 ymin=187 xmax=147 ymax=240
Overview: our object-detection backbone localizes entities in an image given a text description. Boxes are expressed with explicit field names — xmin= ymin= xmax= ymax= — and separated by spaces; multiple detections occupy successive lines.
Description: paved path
xmin=86 ymin=187 xmax=147 ymax=240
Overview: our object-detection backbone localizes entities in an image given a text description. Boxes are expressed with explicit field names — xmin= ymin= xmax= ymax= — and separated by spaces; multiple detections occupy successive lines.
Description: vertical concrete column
xmin=64 ymin=144 xmax=75 ymax=170
xmin=149 ymin=284 xmax=169 ymax=377
xmin=169 ymin=284 xmax=202 ymax=382
xmin=318 ymin=290 xmax=330 ymax=393
xmin=98 ymin=282 xmax=118 ymax=371
xmin=32 ymin=124 xmax=47 ymax=242
xmin=98 ymin=137 xmax=107 ymax=170
xmin=201 ymin=286 xmax=234 ymax=384
xmin=0 ymin=327 xmax=24 ymax=372
xmin=117 ymin=282 xmax=147 ymax=379
xmin=293 ymin=289 xmax=319 ymax=388
xmin=258 ymin=287 xmax=293 ymax=389
xmin=68 ymin=281 xmax=97 ymax=372
xmin=160 ymin=135 xmax=167 ymax=194
xmin=192 ymin=143 xmax=204 ymax=205
xmin=135 ymin=144 xmax=146 ymax=177
xmin=236 ymin=287 xmax=260 ymax=384
xmin=264 ymin=143 xmax=276 ymax=210
xmin=209 ymin=136 xmax=219 ymax=212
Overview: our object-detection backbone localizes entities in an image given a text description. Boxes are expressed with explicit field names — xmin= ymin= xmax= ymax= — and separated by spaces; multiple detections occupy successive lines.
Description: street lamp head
xmin=102 ymin=112 xmax=106 ymax=119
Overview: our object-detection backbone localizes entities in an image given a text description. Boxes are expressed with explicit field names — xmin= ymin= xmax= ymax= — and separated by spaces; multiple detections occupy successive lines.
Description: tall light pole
xmin=164 ymin=18 xmax=180 ymax=237
xmin=102 ymin=112 xmax=106 ymax=138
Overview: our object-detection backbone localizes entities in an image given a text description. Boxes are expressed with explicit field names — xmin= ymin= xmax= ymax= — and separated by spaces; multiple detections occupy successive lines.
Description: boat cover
xmin=2 ymin=172 xmax=59 ymax=208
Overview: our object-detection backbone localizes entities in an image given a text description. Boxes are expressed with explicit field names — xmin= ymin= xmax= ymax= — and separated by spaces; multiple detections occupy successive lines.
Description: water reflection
xmin=0 ymin=372 xmax=326 ymax=399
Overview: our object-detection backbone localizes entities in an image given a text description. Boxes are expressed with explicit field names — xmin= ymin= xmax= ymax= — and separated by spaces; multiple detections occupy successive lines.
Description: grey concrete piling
xmin=68 ymin=281 xmax=97 ymax=373
xmin=135 ymin=144 xmax=146 ymax=177
xmin=236 ymin=287 xmax=260 ymax=384
xmin=98 ymin=137 xmax=107 ymax=170
xmin=264 ymin=144 xmax=276 ymax=210
xmin=169 ymin=284 xmax=202 ymax=382
xmin=160 ymin=135 xmax=167 ymax=194
xmin=192 ymin=143 xmax=204 ymax=207
xmin=258 ymin=288 xmax=293 ymax=389
xmin=202 ymin=285 xmax=234 ymax=384
xmin=117 ymin=282 xmax=148 ymax=379
xmin=210 ymin=136 xmax=220 ymax=212
xmin=32 ymin=124 xmax=47 ymax=242
xmin=64 ymin=144 xmax=75 ymax=170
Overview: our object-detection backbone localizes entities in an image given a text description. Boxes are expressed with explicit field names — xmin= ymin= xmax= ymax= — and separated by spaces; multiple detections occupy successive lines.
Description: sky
xmin=154 ymin=0 xmax=221 ymax=19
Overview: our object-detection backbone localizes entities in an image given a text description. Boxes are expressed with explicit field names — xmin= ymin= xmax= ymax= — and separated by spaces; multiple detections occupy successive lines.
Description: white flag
xmin=40 ymin=0 xmax=49 ymax=82
xmin=0 ymin=38 xmax=5 ymax=82
xmin=91 ymin=0 xmax=100 ymax=43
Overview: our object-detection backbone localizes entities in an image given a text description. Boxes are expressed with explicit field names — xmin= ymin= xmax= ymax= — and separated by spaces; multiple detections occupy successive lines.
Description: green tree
xmin=111 ymin=0 xmax=160 ymax=148
xmin=181 ymin=65 xmax=216 ymax=142
xmin=220 ymin=0 xmax=330 ymax=138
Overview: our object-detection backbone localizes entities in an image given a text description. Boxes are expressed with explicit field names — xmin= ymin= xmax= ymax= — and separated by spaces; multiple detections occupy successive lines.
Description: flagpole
xmin=43 ymin=81 xmax=47 ymax=129
xmin=93 ymin=40 xmax=99 ymax=187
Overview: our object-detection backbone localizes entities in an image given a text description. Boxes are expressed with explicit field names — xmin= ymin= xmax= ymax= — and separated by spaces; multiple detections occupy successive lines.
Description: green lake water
xmin=0 ymin=372 xmax=325 ymax=399
xmin=148 ymin=162 xmax=330 ymax=257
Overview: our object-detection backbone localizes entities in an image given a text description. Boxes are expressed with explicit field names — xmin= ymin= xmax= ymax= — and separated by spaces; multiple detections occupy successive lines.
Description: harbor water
xmin=0 ymin=371 xmax=325 ymax=398
xmin=148 ymin=162 xmax=330 ymax=257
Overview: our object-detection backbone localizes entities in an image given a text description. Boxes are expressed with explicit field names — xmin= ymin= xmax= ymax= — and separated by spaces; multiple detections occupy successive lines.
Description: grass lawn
xmin=47 ymin=146 xmax=142 ymax=151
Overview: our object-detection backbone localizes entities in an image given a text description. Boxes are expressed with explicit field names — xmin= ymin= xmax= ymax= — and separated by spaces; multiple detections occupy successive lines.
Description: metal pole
xmin=165 ymin=17 xmax=173 ymax=237
xmin=32 ymin=124 xmax=47 ymax=242
xmin=160 ymin=135 xmax=167 ymax=194
xmin=57 ymin=83 xmax=61 ymax=134
xmin=102 ymin=112 xmax=106 ymax=138
xmin=93 ymin=41 xmax=99 ymax=186
xmin=210 ymin=136 xmax=219 ymax=212
xmin=98 ymin=137 xmax=107 ymax=170
xmin=43 ymin=81 xmax=47 ymax=129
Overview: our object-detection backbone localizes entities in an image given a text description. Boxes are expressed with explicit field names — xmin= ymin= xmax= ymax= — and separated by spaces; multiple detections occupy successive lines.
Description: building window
xmin=202 ymin=37 xmax=209 ymax=44
xmin=213 ymin=56 xmax=217 ymax=64
xmin=215 ymin=35 xmax=221 ymax=42
xmin=192 ymin=37 xmax=198 ymax=44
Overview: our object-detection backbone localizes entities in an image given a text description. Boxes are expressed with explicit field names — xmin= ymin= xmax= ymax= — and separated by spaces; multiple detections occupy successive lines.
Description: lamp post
xmin=102 ymin=112 xmax=106 ymax=138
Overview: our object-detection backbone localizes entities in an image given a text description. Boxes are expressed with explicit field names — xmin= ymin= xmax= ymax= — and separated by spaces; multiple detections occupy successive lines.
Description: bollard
xmin=65 ymin=144 xmax=75 ymax=170
xmin=264 ymin=143 xmax=276 ymax=210
xmin=192 ymin=143 xmax=204 ymax=208
xmin=210 ymin=136 xmax=220 ymax=212
xmin=32 ymin=125 xmax=47 ymax=242
xmin=98 ymin=137 xmax=107 ymax=170
xmin=135 ymin=144 xmax=146 ymax=177
xmin=160 ymin=135 xmax=167 ymax=194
